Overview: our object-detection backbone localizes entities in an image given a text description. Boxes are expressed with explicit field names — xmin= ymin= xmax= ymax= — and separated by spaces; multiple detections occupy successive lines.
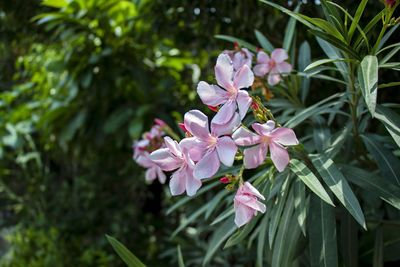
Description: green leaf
xmin=268 ymin=174 xmax=290 ymax=247
xmin=316 ymin=37 xmax=349 ymax=82
xmin=313 ymin=115 xmax=331 ymax=152
xmin=376 ymin=23 xmax=400 ymax=52
xmin=284 ymin=92 xmax=345 ymax=128
xmin=309 ymin=194 xmax=338 ymax=267
xmin=310 ymin=154 xmax=366 ymax=229
xmin=373 ymin=227 xmax=383 ymax=267
xmin=340 ymin=208 xmax=359 ymax=267
xmin=283 ymin=5 xmax=300 ymax=51
xmin=280 ymin=206 xmax=302 ymax=267
xmin=177 ymin=245 xmax=185 ymax=267
xmin=298 ymin=41 xmax=311 ymax=103
xmin=103 ymin=108 xmax=134 ymax=134
xmin=260 ymin=1 xmax=315 ymax=29
xmin=304 ymin=58 xmax=353 ymax=72
xmin=257 ymin=211 xmax=269 ymax=267
xmin=361 ymin=134 xmax=400 ymax=186
xmin=210 ymin=208 xmax=234 ymax=226
xmin=171 ymin=205 xmax=208 ymax=238
xmin=358 ymin=55 xmax=378 ymax=117
xmin=202 ymin=218 xmax=237 ymax=266
xmin=214 ymin=35 xmax=257 ymax=52
xmin=298 ymin=15 xmax=344 ymax=41
xmin=224 ymin=212 xmax=262 ymax=248
xmin=205 ymin=190 xmax=229 ymax=220
xmin=42 ymin=0 xmax=68 ymax=8
xmin=375 ymin=105 xmax=400 ymax=148
xmin=106 ymin=235 xmax=146 ymax=267
xmin=319 ymin=0 xmax=342 ymax=29
xmin=354 ymin=10 xmax=385 ymax=49
xmin=341 ymin=165 xmax=400 ymax=210
xmin=324 ymin=121 xmax=353 ymax=158
xmin=310 ymin=29 xmax=361 ymax=60
xmin=290 ymin=159 xmax=334 ymax=206
xmin=254 ymin=29 xmax=274 ymax=52
xmin=271 ymin=190 xmax=295 ymax=267
xmin=294 ymin=178 xmax=307 ymax=236
xmin=348 ymin=0 xmax=368 ymax=42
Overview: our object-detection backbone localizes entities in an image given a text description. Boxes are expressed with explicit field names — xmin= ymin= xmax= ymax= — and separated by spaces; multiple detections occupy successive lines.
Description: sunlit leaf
xmin=106 ymin=235 xmax=146 ymax=267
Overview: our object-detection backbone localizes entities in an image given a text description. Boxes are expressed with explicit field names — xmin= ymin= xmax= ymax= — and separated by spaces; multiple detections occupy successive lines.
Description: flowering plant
xmin=128 ymin=1 xmax=400 ymax=266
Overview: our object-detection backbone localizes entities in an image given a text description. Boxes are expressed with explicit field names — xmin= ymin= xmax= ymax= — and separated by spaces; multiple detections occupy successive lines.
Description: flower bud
xmin=220 ymin=177 xmax=230 ymax=184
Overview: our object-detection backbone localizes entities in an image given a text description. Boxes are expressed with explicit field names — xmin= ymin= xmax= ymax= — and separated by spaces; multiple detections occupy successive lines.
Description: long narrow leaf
xmin=254 ymin=29 xmax=274 ymax=52
xmin=341 ymin=165 xmax=400 ymax=210
xmin=214 ymin=35 xmax=257 ymax=52
xmin=310 ymin=154 xmax=366 ymax=229
xmin=298 ymin=41 xmax=311 ymax=102
xmin=309 ymin=194 xmax=338 ymax=267
xmin=375 ymin=104 xmax=400 ymax=148
xmin=290 ymin=159 xmax=334 ymax=206
xmin=283 ymin=5 xmax=300 ymax=51
xmin=106 ymin=235 xmax=146 ymax=267
xmin=348 ymin=0 xmax=368 ymax=41
xmin=358 ymin=55 xmax=378 ymax=117
xmin=361 ymin=134 xmax=400 ymax=186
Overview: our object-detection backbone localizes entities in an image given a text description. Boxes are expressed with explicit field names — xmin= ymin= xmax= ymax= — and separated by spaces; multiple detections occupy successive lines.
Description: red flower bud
xmin=220 ymin=177 xmax=230 ymax=184
xmin=178 ymin=123 xmax=188 ymax=132
xmin=251 ymin=102 xmax=259 ymax=110
xmin=154 ymin=118 xmax=167 ymax=127
xmin=207 ymin=105 xmax=218 ymax=112
xmin=257 ymin=47 xmax=262 ymax=52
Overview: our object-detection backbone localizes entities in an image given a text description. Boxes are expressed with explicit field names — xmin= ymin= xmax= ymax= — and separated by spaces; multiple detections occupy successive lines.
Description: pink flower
xmin=136 ymin=152 xmax=166 ymax=184
xmin=223 ymin=47 xmax=254 ymax=71
xmin=154 ymin=118 xmax=167 ymax=128
xmin=253 ymin=49 xmax=292 ymax=86
xmin=184 ymin=109 xmax=240 ymax=179
xmin=150 ymin=137 xmax=201 ymax=196
xmin=234 ymin=182 xmax=266 ymax=227
xmin=197 ymin=53 xmax=254 ymax=125
xmin=232 ymin=120 xmax=298 ymax=172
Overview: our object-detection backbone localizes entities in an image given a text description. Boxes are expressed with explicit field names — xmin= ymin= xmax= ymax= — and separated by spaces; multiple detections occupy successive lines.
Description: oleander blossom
xmin=136 ymin=152 xmax=166 ymax=184
xmin=183 ymin=109 xmax=240 ymax=179
xmin=223 ymin=47 xmax=254 ymax=71
xmin=232 ymin=120 xmax=298 ymax=172
xmin=253 ymin=49 xmax=292 ymax=86
xmin=234 ymin=182 xmax=266 ymax=227
xmin=150 ymin=137 xmax=201 ymax=196
xmin=197 ymin=53 xmax=254 ymax=125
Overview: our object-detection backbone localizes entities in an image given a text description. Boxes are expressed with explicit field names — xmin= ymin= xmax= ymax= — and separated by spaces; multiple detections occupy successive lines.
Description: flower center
xmin=262 ymin=135 xmax=271 ymax=146
xmin=207 ymin=136 xmax=218 ymax=149
xmin=269 ymin=59 xmax=276 ymax=70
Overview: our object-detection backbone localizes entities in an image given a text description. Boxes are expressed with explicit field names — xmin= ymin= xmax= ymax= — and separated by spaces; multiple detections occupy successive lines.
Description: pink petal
xmin=157 ymin=167 xmax=166 ymax=184
xmin=136 ymin=154 xmax=153 ymax=168
xmin=150 ymin=148 xmax=182 ymax=171
xmin=271 ymin=48 xmax=288 ymax=63
xmin=184 ymin=110 xmax=211 ymax=140
xmin=211 ymin=99 xmax=237 ymax=125
xmin=242 ymin=48 xmax=254 ymax=61
xmin=236 ymin=90 xmax=252 ymax=120
xmin=243 ymin=144 xmax=268 ymax=169
xmin=253 ymin=64 xmax=270 ymax=77
xmin=242 ymin=182 xmax=265 ymax=200
xmin=216 ymin=136 xmax=238 ymax=167
xmin=145 ymin=167 xmax=157 ymax=181
xmin=211 ymin=112 xmax=240 ymax=137
xmin=164 ymin=137 xmax=182 ymax=158
xmin=185 ymin=168 xmax=202 ymax=196
xmin=180 ymin=137 xmax=207 ymax=162
xmin=197 ymin=81 xmax=229 ymax=106
xmin=233 ymin=51 xmax=245 ymax=70
xmin=193 ymin=149 xmax=220 ymax=179
xmin=233 ymin=65 xmax=254 ymax=89
xmin=252 ymin=121 xmax=276 ymax=136
xmin=276 ymin=62 xmax=292 ymax=75
xmin=267 ymin=73 xmax=281 ymax=85
xmin=232 ymin=127 xmax=261 ymax=146
xmin=235 ymin=195 xmax=266 ymax=212
xmin=270 ymin=127 xmax=299 ymax=146
xmin=234 ymin=202 xmax=254 ymax=227
xmin=169 ymin=167 xmax=186 ymax=196
xmin=257 ymin=51 xmax=270 ymax=64
xmin=269 ymin=141 xmax=290 ymax=172
xmin=215 ymin=54 xmax=234 ymax=89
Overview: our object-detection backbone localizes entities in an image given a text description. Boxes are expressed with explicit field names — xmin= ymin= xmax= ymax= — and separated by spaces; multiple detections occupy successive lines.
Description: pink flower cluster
xmin=134 ymin=48 xmax=298 ymax=227
xmin=254 ymin=48 xmax=292 ymax=85
xmin=133 ymin=119 xmax=167 ymax=184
